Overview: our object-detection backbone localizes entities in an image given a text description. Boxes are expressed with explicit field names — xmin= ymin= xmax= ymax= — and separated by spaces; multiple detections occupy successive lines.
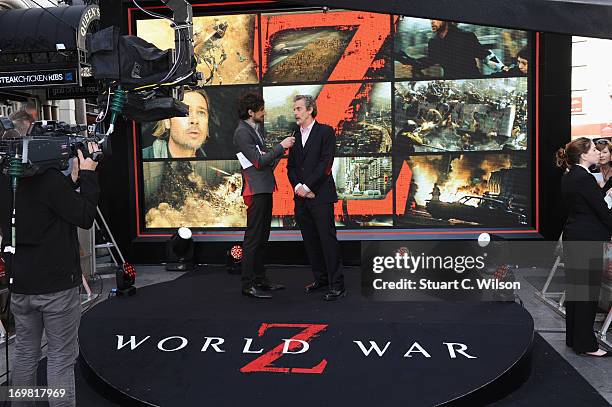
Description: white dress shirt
xmin=295 ymin=120 xmax=316 ymax=194
xmin=300 ymin=119 xmax=315 ymax=147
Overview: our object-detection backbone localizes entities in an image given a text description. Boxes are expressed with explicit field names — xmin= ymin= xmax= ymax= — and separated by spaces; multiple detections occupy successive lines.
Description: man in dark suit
xmin=397 ymin=20 xmax=497 ymax=78
xmin=287 ymin=95 xmax=345 ymax=301
xmin=234 ymin=93 xmax=295 ymax=299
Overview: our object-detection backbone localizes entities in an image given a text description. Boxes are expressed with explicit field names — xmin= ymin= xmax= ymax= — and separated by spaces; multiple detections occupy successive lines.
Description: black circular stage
xmin=79 ymin=266 xmax=534 ymax=407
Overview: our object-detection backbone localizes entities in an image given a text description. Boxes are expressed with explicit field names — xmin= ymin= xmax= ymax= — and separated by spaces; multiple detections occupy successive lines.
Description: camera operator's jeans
xmin=10 ymin=287 xmax=80 ymax=407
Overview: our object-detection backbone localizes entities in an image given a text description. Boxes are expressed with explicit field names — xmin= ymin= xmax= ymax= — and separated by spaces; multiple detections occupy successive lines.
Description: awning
xmin=0 ymin=5 xmax=100 ymax=89
xmin=285 ymin=0 xmax=612 ymax=39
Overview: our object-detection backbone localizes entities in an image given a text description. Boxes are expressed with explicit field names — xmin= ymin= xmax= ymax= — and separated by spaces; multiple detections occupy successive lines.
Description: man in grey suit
xmin=234 ymin=93 xmax=295 ymax=298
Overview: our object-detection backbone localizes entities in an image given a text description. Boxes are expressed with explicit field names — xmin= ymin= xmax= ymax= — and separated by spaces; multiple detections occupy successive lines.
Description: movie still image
xmin=395 ymin=153 xmax=529 ymax=227
xmin=141 ymin=86 xmax=259 ymax=159
xmin=263 ymin=83 xmax=322 ymax=142
xmin=334 ymin=157 xmax=392 ymax=200
xmin=264 ymin=158 xmax=394 ymax=229
xmin=261 ymin=10 xmax=392 ymax=83
xmin=137 ymin=14 xmax=259 ymax=86
xmin=263 ymin=25 xmax=353 ymax=83
xmin=333 ymin=157 xmax=394 ymax=227
xmin=264 ymin=83 xmax=392 ymax=155
xmin=394 ymin=17 xmax=529 ymax=80
xmin=336 ymin=82 xmax=392 ymax=155
xmin=143 ymin=160 xmax=246 ymax=228
xmin=394 ymin=78 xmax=528 ymax=153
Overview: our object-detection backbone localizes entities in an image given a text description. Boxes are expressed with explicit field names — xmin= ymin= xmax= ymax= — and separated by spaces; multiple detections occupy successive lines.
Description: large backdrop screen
xmin=133 ymin=7 xmax=534 ymax=237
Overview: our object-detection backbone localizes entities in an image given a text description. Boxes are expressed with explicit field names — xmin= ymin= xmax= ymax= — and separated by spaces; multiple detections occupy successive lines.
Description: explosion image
xmin=398 ymin=153 xmax=529 ymax=227
xmin=144 ymin=161 xmax=247 ymax=228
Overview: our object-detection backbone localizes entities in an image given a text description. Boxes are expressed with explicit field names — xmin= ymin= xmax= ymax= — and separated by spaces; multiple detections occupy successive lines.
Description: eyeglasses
xmin=595 ymin=139 xmax=610 ymax=145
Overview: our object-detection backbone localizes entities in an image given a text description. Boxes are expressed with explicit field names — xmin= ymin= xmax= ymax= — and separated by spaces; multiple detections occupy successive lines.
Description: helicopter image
xmin=193 ymin=19 xmax=234 ymax=85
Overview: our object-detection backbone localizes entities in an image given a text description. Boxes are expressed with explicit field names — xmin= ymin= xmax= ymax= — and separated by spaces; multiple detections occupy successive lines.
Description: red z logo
xmin=240 ymin=323 xmax=328 ymax=374
xmin=262 ymin=11 xmax=394 ymax=129
xmin=263 ymin=12 xmax=412 ymax=217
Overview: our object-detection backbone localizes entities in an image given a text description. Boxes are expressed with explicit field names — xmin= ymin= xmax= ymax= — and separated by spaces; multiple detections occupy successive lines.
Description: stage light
xmin=166 ymin=227 xmax=194 ymax=271
xmin=478 ymin=233 xmax=491 ymax=247
xmin=115 ymin=262 xmax=137 ymax=296
xmin=396 ymin=246 xmax=409 ymax=257
xmin=226 ymin=244 xmax=243 ymax=274
xmin=230 ymin=245 xmax=243 ymax=261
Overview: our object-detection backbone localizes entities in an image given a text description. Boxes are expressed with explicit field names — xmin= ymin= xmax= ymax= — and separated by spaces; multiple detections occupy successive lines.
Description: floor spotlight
xmin=116 ymin=262 xmax=137 ymax=296
xmin=226 ymin=244 xmax=243 ymax=274
xmin=166 ymin=227 xmax=194 ymax=271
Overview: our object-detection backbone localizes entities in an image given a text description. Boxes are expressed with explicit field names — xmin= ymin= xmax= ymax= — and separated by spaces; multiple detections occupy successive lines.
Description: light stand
xmin=1 ymin=152 xmax=24 ymax=389
xmin=115 ymin=262 xmax=137 ymax=296
xmin=165 ymin=227 xmax=194 ymax=271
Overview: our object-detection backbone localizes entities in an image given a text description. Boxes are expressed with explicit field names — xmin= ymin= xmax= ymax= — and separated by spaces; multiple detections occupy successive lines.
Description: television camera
xmin=88 ymin=0 xmax=200 ymax=134
xmin=1 ymin=0 xmax=198 ymax=177
xmin=0 ymin=119 xmax=107 ymax=178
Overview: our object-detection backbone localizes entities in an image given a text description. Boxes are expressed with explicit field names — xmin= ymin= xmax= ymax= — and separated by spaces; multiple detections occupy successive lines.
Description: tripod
xmin=1 ymin=155 xmax=22 ymax=389
xmin=534 ymin=235 xmax=566 ymax=317
xmin=93 ymin=207 xmax=126 ymax=271
xmin=535 ymin=236 xmax=612 ymax=348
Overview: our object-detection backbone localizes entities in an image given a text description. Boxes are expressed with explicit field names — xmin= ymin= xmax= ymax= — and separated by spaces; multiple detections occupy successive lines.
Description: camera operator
xmin=0 ymin=142 xmax=100 ymax=406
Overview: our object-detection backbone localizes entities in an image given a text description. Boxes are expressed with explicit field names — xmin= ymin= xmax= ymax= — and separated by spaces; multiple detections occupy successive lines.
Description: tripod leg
xmin=96 ymin=207 xmax=126 ymax=264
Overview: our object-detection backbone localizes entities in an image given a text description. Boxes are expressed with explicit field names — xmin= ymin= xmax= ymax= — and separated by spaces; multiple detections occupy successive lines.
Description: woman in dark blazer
xmin=557 ymin=137 xmax=612 ymax=357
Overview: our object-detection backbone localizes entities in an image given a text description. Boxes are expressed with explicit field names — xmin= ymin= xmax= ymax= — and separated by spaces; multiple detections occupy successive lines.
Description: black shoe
xmin=305 ymin=281 xmax=329 ymax=293
xmin=242 ymin=286 xmax=272 ymax=299
xmin=323 ymin=289 xmax=346 ymax=301
xmin=255 ymin=282 xmax=285 ymax=291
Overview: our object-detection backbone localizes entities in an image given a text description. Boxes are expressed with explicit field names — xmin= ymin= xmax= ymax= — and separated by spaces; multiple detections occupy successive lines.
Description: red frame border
xmin=128 ymin=3 xmax=541 ymax=239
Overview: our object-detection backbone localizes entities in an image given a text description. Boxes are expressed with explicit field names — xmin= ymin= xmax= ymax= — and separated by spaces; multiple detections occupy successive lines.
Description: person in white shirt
xmin=287 ymin=95 xmax=345 ymax=301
